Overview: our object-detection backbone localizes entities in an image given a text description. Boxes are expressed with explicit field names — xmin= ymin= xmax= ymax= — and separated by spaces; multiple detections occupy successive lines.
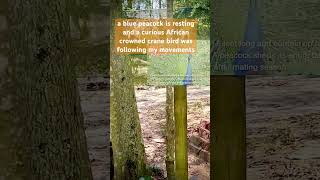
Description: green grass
xmin=147 ymin=40 xmax=210 ymax=85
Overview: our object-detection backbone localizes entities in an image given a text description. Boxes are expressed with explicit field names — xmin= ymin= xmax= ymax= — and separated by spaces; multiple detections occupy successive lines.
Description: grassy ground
xmin=147 ymin=40 xmax=210 ymax=86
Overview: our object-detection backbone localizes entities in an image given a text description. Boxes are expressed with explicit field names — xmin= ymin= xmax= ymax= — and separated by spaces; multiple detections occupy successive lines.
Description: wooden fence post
xmin=211 ymin=76 xmax=246 ymax=180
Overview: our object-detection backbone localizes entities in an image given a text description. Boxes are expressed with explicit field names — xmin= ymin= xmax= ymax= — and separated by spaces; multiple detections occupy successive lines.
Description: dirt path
xmin=136 ymin=86 xmax=210 ymax=179
xmin=246 ymin=75 xmax=320 ymax=121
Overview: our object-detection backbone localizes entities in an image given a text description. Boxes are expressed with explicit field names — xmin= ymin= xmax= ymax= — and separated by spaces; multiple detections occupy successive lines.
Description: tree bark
xmin=110 ymin=0 xmax=146 ymax=179
xmin=167 ymin=0 xmax=174 ymax=18
xmin=0 ymin=0 xmax=93 ymax=179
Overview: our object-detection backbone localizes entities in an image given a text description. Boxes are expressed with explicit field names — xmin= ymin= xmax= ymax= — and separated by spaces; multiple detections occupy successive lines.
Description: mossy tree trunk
xmin=210 ymin=76 xmax=246 ymax=180
xmin=110 ymin=57 xmax=146 ymax=180
xmin=110 ymin=0 xmax=146 ymax=179
xmin=0 ymin=0 xmax=93 ymax=179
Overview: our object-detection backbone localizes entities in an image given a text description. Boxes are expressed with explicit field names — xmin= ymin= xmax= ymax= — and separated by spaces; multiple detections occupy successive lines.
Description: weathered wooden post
xmin=174 ymin=85 xmax=188 ymax=179
xmin=211 ymin=76 xmax=246 ymax=180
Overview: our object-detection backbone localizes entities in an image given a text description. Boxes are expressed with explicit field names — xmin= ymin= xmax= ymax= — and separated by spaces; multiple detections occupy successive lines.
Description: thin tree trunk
xmin=128 ymin=0 xmax=133 ymax=9
xmin=167 ymin=0 xmax=174 ymax=18
xmin=211 ymin=76 xmax=246 ymax=180
xmin=165 ymin=0 xmax=175 ymax=179
xmin=165 ymin=86 xmax=175 ymax=180
xmin=174 ymin=86 xmax=188 ymax=180
xmin=0 ymin=0 xmax=93 ymax=179
xmin=110 ymin=0 xmax=146 ymax=179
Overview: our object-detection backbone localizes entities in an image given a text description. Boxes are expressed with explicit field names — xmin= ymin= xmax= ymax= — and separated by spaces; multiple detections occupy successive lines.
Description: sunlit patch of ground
xmin=136 ymin=86 xmax=210 ymax=179
xmin=246 ymin=76 xmax=320 ymax=180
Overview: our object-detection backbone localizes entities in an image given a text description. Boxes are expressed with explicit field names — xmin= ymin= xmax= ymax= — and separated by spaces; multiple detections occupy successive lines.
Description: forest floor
xmin=76 ymin=75 xmax=320 ymax=180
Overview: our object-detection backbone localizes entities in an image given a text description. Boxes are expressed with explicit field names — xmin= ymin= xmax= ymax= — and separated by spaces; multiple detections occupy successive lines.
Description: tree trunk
xmin=210 ymin=76 xmax=246 ymax=180
xmin=165 ymin=86 xmax=175 ymax=180
xmin=165 ymin=0 xmax=176 ymax=179
xmin=0 ymin=0 xmax=93 ymax=179
xmin=110 ymin=0 xmax=146 ymax=179
xmin=174 ymin=86 xmax=188 ymax=180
